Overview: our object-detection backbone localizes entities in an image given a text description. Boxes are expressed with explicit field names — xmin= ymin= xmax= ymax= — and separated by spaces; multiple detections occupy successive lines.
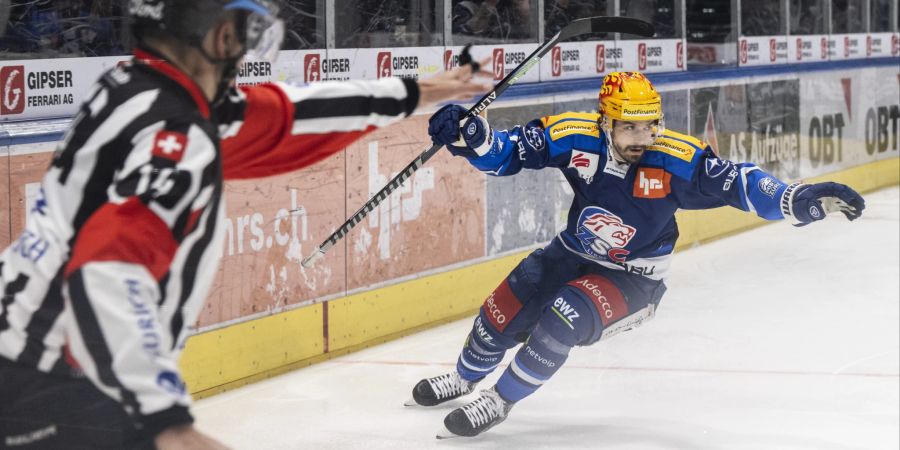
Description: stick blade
xmin=560 ymin=16 xmax=656 ymax=41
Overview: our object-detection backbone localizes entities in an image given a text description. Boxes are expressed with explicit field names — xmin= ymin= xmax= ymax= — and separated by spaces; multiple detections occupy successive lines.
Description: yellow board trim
xmin=180 ymin=303 xmax=324 ymax=397
xmin=181 ymin=157 xmax=899 ymax=399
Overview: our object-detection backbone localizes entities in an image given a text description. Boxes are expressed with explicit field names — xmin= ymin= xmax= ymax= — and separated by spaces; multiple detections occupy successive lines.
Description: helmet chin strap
xmin=599 ymin=117 xmax=629 ymax=164
xmin=197 ymin=44 xmax=245 ymax=105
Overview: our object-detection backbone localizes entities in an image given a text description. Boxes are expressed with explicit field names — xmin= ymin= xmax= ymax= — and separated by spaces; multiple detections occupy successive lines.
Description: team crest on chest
xmin=573 ymin=206 xmax=636 ymax=263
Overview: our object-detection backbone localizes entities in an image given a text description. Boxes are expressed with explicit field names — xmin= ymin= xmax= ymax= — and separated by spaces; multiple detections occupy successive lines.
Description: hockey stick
xmin=302 ymin=16 xmax=655 ymax=267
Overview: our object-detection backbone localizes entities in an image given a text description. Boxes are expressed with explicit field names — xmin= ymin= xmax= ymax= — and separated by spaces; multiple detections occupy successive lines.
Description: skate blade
xmin=403 ymin=397 xmax=419 ymax=407
xmin=435 ymin=424 xmax=462 ymax=440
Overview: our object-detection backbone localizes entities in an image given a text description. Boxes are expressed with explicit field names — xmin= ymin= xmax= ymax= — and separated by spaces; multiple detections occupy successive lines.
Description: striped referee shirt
xmin=0 ymin=47 xmax=419 ymax=436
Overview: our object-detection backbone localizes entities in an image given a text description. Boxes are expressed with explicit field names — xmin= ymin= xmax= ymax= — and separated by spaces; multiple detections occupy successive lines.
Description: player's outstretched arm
xmin=783 ymin=181 xmax=865 ymax=226
xmin=219 ymin=63 xmax=491 ymax=180
xmin=417 ymin=57 xmax=492 ymax=107
xmin=691 ymin=151 xmax=865 ymax=224
xmin=428 ymin=104 xmax=555 ymax=175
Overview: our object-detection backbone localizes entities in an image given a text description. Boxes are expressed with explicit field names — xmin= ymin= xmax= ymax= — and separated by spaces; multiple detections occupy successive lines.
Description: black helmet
xmin=129 ymin=0 xmax=283 ymax=62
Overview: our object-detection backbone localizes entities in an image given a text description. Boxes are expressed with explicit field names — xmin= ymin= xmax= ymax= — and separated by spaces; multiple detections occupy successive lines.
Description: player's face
xmin=207 ymin=13 xmax=250 ymax=72
xmin=611 ymin=119 xmax=658 ymax=164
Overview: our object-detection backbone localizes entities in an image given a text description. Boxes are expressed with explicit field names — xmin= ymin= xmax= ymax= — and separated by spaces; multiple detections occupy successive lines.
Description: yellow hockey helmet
xmin=598 ymin=72 xmax=662 ymax=122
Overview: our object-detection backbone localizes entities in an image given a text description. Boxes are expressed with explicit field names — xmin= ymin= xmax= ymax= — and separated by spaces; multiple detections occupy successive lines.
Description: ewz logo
xmin=574 ymin=206 xmax=636 ymax=263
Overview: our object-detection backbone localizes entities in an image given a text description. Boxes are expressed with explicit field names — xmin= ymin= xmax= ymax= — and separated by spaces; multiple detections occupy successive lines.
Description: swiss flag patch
xmin=152 ymin=131 xmax=188 ymax=162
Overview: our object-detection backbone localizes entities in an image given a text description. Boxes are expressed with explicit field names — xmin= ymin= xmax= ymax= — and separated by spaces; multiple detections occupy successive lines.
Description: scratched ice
xmin=195 ymin=186 xmax=899 ymax=450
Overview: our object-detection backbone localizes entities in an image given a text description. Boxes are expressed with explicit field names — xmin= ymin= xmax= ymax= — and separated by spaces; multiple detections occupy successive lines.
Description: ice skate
xmin=436 ymin=387 xmax=513 ymax=438
xmin=405 ymin=371 xmax=479 ymax=407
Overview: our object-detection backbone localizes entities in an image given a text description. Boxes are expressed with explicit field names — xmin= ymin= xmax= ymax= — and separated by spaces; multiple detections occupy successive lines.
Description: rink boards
xmin=0 ymin=62 xmax=897 ymax=397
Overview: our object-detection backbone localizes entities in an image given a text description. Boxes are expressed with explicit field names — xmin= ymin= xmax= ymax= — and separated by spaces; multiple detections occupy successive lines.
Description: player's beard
xmin=613 ymin=144 xmax=647 ymax=164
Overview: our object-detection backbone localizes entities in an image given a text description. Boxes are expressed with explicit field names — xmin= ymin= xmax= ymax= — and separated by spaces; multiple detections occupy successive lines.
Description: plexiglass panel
xmin=334 ymin=0 xmax=442 ymax=48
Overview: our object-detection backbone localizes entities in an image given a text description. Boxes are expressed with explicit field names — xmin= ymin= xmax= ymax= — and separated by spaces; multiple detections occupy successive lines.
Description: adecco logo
xmin=638 ymin=43 xmax=647 ymax=70
xmin=303 ymin=54 xmax=321 ymax=83
xmin=492 ymin=48 xmax=504 ymax=80
xmin=1 ymin=65 xmax=26 ymax=115
xmin=551 ymin=46 xmax=562 ymax=77
xmin=376 ymin=51 xmax=391 ymax=79
xmin=595 ymin=44 xmax=606 ymax=73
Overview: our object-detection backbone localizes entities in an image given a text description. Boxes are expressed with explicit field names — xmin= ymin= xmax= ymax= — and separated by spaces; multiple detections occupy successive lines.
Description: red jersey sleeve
xmin=219 ymin=78 xmax=419 ymax=180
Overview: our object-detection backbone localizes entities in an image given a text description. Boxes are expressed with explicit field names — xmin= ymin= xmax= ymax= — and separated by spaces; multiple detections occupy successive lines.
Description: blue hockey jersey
xmin=462 ymin=111 xmax=799 ymax=280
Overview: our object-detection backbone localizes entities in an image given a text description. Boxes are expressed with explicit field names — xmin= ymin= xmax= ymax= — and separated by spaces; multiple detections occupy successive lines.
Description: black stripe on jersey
xmin=15 ymin=268 xmax=65 ymax=367
xmin=49 ymin=353 xmax=72 ymax=375
xmin=53 ymin=86 xmax=112 ymax=185
xmin=69 ymin=99 xmax=194 ymax=236
xmin=0 ymin=272 xmax=31 ymax=333
xmin=67 ymin=269 xmax=143 ymax=418
xmin=169 ymin=170 xmax=222 ymax=345
xmin=293 ymin=96 xmax=407 ymax=121
xmin=212 ymin=87 xmax=248 ymax=127
xmin=170 ymin=155 xmax=218 ymax=240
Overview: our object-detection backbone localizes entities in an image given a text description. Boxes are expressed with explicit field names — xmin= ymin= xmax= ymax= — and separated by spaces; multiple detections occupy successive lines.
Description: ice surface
xmin=195 ymin=186 xmax=900 ymax=450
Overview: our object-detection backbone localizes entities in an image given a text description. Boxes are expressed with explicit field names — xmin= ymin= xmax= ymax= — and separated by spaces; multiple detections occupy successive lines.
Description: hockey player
xmin=410 ymin=71 xmax=866 ymax=438
xmin=0 ymin=1 xmax=489 ymax=449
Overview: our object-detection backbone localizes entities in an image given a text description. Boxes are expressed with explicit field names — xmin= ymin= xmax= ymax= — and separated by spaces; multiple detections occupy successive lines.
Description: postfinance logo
xmin=549 ymin=122 xmax=598 ymax=140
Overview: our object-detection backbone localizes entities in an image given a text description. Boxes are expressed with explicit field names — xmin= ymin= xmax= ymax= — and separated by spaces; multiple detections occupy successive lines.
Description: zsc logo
xmin=574 ymin=206 xmax=636 ymax=263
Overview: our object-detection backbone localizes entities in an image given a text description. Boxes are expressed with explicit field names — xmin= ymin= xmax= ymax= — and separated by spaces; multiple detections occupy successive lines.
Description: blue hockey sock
xmin=456 ymin=317 xmax=509 ymax=381
xmin=495 ymin=323 xmax=573 ymax=403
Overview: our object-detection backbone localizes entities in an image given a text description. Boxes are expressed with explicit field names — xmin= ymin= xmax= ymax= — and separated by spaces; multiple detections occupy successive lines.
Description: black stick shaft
xmin=302 ymin=17 xmax=654 ymax=267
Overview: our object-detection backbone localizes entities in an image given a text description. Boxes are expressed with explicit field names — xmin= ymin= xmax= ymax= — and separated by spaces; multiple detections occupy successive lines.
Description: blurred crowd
xmin=0 ymin=0 xmax=126 ymax=58
xmin=0 ymin=0 xmax=889 ymax=60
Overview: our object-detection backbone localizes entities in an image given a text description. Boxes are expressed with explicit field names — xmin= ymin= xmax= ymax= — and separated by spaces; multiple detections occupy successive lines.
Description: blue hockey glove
xmin=791 ymin=182 xmax=865 ymax=226
xmin=427 ymin=104 xmax=492 ymax=158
